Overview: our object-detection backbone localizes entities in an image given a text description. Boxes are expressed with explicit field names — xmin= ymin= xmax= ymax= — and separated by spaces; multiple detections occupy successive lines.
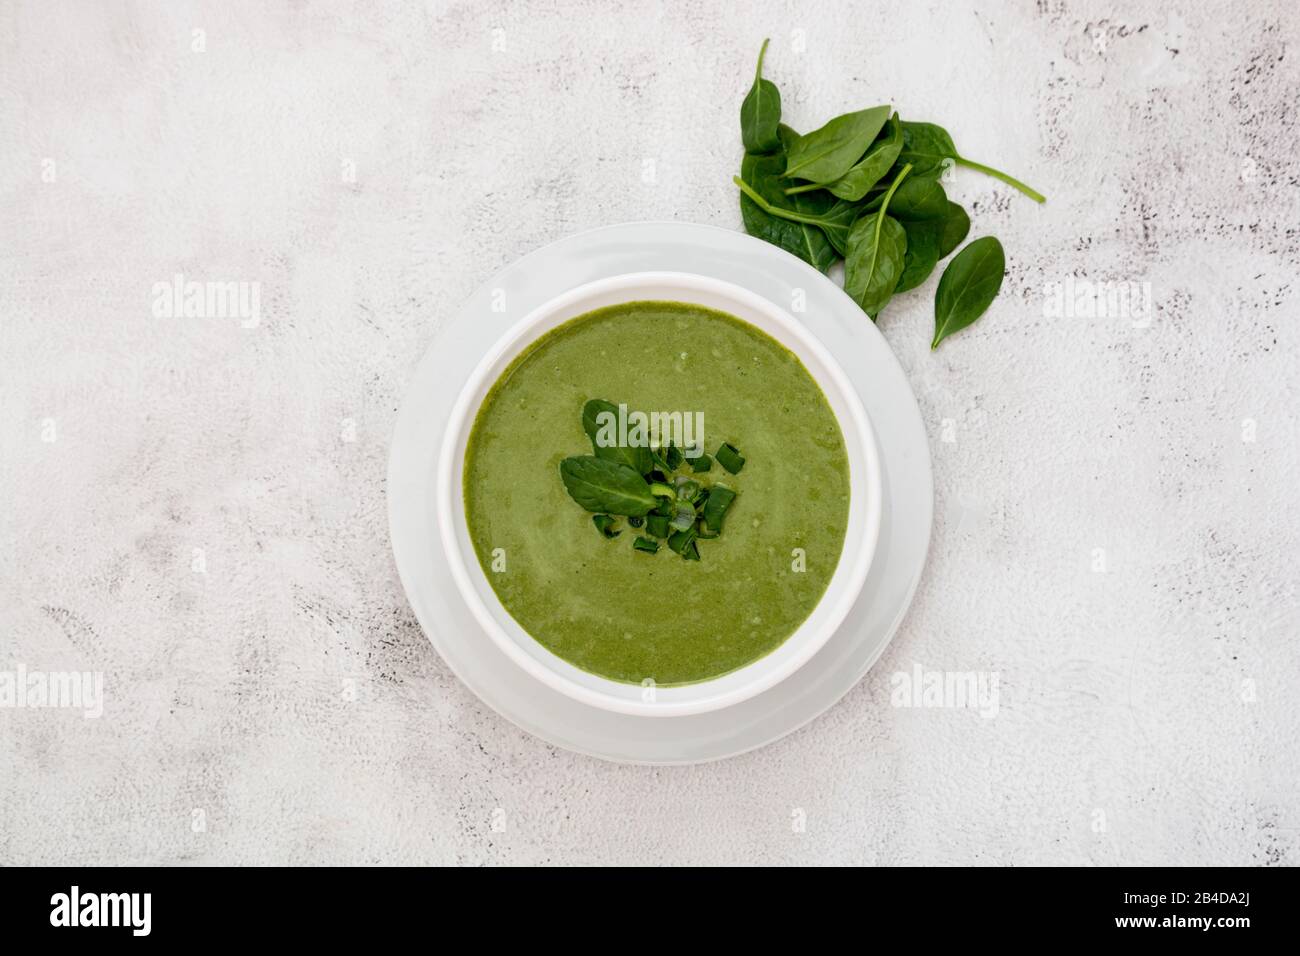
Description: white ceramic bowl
xmin=437 ymin=272 xmax=882 ymax=717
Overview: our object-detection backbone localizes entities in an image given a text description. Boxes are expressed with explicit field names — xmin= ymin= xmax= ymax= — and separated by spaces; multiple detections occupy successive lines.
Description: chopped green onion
xmin=702 ymin=485 xmax=736 ymax=533
xmin=670 ymin=502 xmax=696 ymax=531
xmin=592 ymin=514 xmax=621 ymax=539
xmin=664 ymin=444 xmax=683 ymax=470
xmin=628 ymin=515 xmax=644 ymax=528
xmin=632 ymin=536 xmax=659 ymax=554
xmin=645 ymin=514 xmax=670 ymax=538
xmin=715 ymin=443 xmax=745 ymax=474
xmin=667 ymin=527 xmax=700 ymax=560
xmin=649 ymin=482 xmax=675 ymax=499
xmin=689 ymin=453 xmax=713 ymax=473
xmin=675 ymin=477 xmax=701 ymax=502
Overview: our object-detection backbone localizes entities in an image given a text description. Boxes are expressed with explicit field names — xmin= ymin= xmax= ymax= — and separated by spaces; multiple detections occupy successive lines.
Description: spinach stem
xmin=783 ymin=181 xmax=822 ymax=196
xmin=954 ymin=156 xmax=1045 ymax=203
xmin=754 ymin=37 xmax=769 ymax=84
xmin=733 ymin=176 xmax=827 ymax=228
xmin=876 ymin=162 xmax=912 ymax=218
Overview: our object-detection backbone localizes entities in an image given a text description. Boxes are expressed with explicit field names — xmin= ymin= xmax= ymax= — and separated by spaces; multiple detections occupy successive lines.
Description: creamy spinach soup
xmin=463 ymin=301 xmax=850 ymax=686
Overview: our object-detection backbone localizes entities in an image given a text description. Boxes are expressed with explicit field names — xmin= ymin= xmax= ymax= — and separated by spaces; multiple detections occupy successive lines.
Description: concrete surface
xmin=1 ymin=0 xmax=1297 ymax=865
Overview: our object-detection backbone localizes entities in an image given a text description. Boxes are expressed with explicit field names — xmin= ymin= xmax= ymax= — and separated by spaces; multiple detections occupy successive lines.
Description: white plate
xmin=388 ymin=221 xmax=933 ymax=764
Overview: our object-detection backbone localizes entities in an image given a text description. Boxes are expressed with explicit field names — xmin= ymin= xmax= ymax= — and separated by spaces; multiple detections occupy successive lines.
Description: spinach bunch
xmin=733 ymin=39 xmax=1042 ymax=348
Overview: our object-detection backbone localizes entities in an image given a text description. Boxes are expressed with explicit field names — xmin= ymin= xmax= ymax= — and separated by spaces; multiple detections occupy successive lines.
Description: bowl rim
xmin=436 ymin=271 xmax=882 ymax=716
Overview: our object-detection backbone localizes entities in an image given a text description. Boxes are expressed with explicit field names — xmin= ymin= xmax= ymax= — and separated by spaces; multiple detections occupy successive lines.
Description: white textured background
xmin=2 ymin=0 xmax=1297 ymax=866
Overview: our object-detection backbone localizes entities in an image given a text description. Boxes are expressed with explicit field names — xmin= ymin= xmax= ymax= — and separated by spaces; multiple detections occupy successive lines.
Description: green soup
xmin=463 ymin=301 xmax=850 ymax=686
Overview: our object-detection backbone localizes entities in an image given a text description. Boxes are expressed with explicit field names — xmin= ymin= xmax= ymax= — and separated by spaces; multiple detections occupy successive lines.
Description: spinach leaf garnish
xmin=558 ymin=401 xmax=745 ymax=561
xmin=560 ymin=456 xmax=658 ymax=516
xmin=582 ymin=398 xmax=652 ymax=474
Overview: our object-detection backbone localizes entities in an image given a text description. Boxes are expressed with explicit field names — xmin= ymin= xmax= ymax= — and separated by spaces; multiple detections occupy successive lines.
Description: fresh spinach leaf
xmin=739 ymin=135 xmax=837 ymax=272
xmin=897 ymin=194 xmax=971 ymax=291
xmin=735 ymin=175 xmax=861 ymax=257
xmin=845 ymin=213 xmax=907 ymax=318
xmin=932 ymin=236 xmax=1005 ymax=349
xmin=900 ymin=120 xmax=1045 ymax=203
xmin=843 ymin=164 xmax=912 ymax=319
xmin=740 ymin=38 xmax=781 ymax=154
xmin=790 ymin=113 xmax=902 ymax=202
xmin=897 ymin=121 xmax=959 ymax=176
xmin=783 ymin=106 xmax=890 ymax=184
xmin=817 ymin=199 xmax=864 ymax=256
xmin=560 ymin=456 xmax=659 ymax=516
xmin=887 ymin=176 xmax=948 ymax=221
xmin=938 ymin=201 xmax=970 ymax=258
xmin=894 ymin=218 xmax=942 ymax=293
xmin=777 ymin=126 xmax=843 ymax=264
